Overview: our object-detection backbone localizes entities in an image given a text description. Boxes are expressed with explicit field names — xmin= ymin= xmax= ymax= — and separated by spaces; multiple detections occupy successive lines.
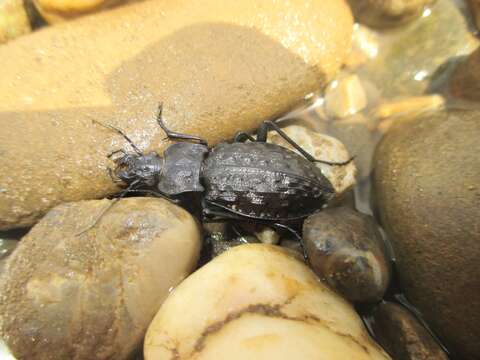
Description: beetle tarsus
xmin=156 ymin=103 xmax=208 ymax=146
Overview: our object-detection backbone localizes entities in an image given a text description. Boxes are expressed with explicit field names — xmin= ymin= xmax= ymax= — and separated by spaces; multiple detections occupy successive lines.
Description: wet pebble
xmin=303 ymin=207 xmax=391 ymax=303
xmin=33 ymin=0 xmax=127 ymax=23
xmin=373 ymin=109 xmax=480 ymax=359
xmin=144 ymin=244 xmax=391 ymax=360
xmin=0 ymin=0 xmax=31 ymax=43
xmin=0 ymin=198 xmax=201 ymax=360
xmin=347 ymin=0 xmax=436 ymax=28
xmin=371 ymin=302 xmax=449 ymax=360
xmin=325 ymin=74 xmax=368 ymax=119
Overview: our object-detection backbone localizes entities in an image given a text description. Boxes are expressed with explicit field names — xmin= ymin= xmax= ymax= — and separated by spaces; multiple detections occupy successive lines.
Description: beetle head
xmin=112 ymin=152 xmax=163 ymax=187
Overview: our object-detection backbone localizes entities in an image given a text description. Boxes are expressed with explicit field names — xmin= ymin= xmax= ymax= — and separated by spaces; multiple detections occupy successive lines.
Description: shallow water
xmin=0 ymin=0 xmax=478 ymax=358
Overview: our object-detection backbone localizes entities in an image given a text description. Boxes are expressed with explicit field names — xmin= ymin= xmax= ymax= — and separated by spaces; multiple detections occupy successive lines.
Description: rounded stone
xmin=347 ymin=0 xmax=436 ymax=28
xmin=0 ymin=0 xmax=353 ymax=230
xmin=371 ymin=302 xmax=449 ymax=360
xmin=33 ymin=0 xmax=125 ymax=23
xmin=0 ymin=197 xmax=201 ymax=360
xmin=144 ymin=244 xmax=390 ymax=360
xmin=303 ymin=207 xmax=391 ymax=303
xmin=0 ymin=0 xmax=31 ymax=43
xmin=372 ymin=110 xmax=480 ymax=359
xmin=449 ymin=46 xmax=480 ymax=101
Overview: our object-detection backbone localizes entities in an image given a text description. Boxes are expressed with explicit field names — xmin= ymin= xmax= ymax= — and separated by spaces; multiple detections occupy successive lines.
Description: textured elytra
xmin=202 ymin=142 xmax=335 ymax=220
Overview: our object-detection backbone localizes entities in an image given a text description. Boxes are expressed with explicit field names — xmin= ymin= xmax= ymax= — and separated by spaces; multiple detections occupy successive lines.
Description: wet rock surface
xmin=0 ymin=0 xmax=353 ymax=230
xmin=372 ymin=110 xmax=480 ymax=359
xmin=303 ymin=207 xmax=390 ymax=303
xmin=347 ymin=0 xmax=436 ymax=28
xmin=144 ymin=244 xmax=391 ymax=360
xmin=0 ymin=197 xmax=201 ymax=360
xmin=371 ymin=301 xmax=449 ymax=360
xmin=0 ymin=0 xmax=31 ymax=43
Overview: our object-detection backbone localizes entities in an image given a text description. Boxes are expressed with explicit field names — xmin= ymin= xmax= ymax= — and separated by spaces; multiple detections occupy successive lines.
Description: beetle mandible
xmin=86 ymin=104 xmax=353 ymax=257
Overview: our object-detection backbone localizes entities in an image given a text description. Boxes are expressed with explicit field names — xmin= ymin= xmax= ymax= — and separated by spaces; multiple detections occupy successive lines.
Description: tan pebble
xmin=373 ymin=95 xmax=445 ymax=133
xmin=325 ymin=74 xmax=368 ymax=119
xmin=33 ymin=0 xmax=132 ymax=23
xmin=344 ymin=24 xmax=380 ymax=69
xmin=0 ymin=0 xmax=31 ymax=43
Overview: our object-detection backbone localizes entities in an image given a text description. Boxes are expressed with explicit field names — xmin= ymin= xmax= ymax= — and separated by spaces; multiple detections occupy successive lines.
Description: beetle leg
xmin=233 ymin=132 xmax=256 ymax=143
xmin=257 ymin=120 xmax=355 ymax=166
xmin=117 ymin=188 xmax=181 ymax=204
xmin=156 ymin=103 xmax=208 ymax=146
xmin=108 ymin=167 xmax=124 ymax=184
xmin=271 ymin=222 xmax=309 ymax=262
xmin=107 ymin=149 xmax=127 ymax=159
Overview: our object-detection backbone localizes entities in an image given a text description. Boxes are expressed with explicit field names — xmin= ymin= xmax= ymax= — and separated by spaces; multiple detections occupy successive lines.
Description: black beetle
xmin=85 ymin=104 xmax=352 ymax=256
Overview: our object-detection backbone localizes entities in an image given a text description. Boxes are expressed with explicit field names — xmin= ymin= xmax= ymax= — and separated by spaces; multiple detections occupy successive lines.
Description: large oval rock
xmin=144 ymin=244 xmax=390 ymax=360
xmin=372 ymin=110 xmax=480 ymax=360
xmin=0 ymin=0 xmax=353 ymax=231
xmin=0 ymin=197 xmax=201 ymax=360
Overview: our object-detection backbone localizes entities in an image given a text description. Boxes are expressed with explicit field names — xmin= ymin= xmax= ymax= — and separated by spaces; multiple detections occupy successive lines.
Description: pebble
xmin=0 ymin=0 xmax=354 ymax=230
xmin=468 ymin=0 xmax=480 ymax=31
xmin=303 ymin=207 xmax=391 ymax=303
xmin=449 ymin=46 xmax=480 ymax=101
xmin=372 ymin=95 xmax=445 ymax=133
xmin=347 ymin=0 xmax=437 ymax=28
xmin=360 ymin=0 xmax=478 ymax=97
xmin=33 ymin=0 xmax=126 ymax=23
xmin=325 ymin=74 xmax=368 ymax=119
xmin=0 ymin=0 xmax=31 ymax=43
xmin=144 ymin=244 xmax=391 ymax=360
xmin=371 ymin=302 xmax=449 ymax=360
xmin=344 ymin=24 xmax=379 ymax=70
xmin=267 ymin=124 xmax=357 ymax=196
xmin=0 ymin=197 xmax=201 ymax=360
xmin=372 ymin=110 xmax=480 ymax=359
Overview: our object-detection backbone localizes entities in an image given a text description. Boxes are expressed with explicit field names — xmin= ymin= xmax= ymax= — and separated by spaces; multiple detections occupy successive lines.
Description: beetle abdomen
xmin=202 ymin=142 xmax=335 ymax=221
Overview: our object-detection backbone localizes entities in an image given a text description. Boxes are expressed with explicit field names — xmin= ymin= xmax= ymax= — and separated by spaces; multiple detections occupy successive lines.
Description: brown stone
xmin=372 ymin=302 xmax=449 ymax=360
xmin=372 ymin=110 xmax=480 ymax=359
xmin=0 ymin=197 xmax=201 ymax=360
xmin=0 ymin=0 xmax=353 ymax=230
xmin=347 ymin=0 xmax=436 ymax=28
xmin=449 ymin=47 xmax=480 ymax=101
xmin=303 ymin=207 xmax=390 ymax=303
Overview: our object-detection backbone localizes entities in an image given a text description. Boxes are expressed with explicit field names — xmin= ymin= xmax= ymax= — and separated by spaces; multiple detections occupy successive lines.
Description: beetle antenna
xmin=75 ymin=180 xmax=139 ymax=236
xmin=87 ymin=115 xmax=143 ymax=155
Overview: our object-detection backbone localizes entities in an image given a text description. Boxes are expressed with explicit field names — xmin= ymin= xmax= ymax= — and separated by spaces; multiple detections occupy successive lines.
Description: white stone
xmin=144 ymin=244 xmax=391 ymax=360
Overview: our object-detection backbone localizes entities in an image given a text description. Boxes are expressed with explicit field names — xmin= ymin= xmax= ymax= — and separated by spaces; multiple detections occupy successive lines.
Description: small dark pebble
xmin=303 ymin=207 xmax=390 ymax=302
